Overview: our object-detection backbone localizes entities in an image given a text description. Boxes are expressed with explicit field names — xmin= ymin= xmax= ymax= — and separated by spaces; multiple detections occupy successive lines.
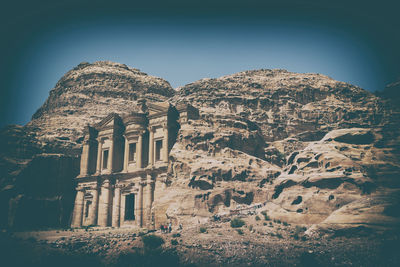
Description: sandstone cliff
xmin=1 ymin=62 xmax=399 ymax=233
xmin=161 ymin=69 xmax=400 ymax=233
xmin=28 ymin=61 xmax=174 ymax=151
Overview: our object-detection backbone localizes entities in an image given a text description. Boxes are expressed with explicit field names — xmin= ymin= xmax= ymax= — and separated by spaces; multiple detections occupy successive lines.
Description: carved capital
xmin=147 ymin=173 xmax=156 ymax=181
xmin=114 ymin=184 xmax=124 ymax=191
xmin=76 ymin=186 xmax=85 ymax=192
xmin=101 ymin=179 xmax=111 ymax=187
xmin=146 ymin=180 xmax=155 ymax=186
xmin=96 ymin=137 xmax=106 ymax=144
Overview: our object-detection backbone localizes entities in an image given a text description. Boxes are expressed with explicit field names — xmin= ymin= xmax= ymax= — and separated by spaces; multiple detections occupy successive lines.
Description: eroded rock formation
xmin=1 ymin=62 xmax=399 ymax=233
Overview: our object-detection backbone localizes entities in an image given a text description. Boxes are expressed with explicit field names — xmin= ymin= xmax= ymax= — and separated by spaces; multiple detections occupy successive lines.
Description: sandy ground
xmin=2 ymin=216 xmax=400 ymax=267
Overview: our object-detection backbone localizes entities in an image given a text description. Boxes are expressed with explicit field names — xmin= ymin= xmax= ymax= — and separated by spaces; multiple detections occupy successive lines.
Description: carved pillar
xmin=80 ymin=140 xmax=90 ymax=176
xmin=145 ymin=175 xmax=155 ymax=229
xmin=120 ymin=194 xmax=126 ymax=226
xmin=136 ymin=181 xmax=145 ymax=227
xmin=96 ymin=138 xmax=103 ymax=174
xmin=163 ymin=124 xmax=169 ymax=163
xmin=97 ymin=180 xmax=110 ymax=227
xmin=123 ymin=136 xmax=129 ymax=172
xmin=149 ymin=127 xmax=154 ymax=166
xmin=112 ymin=185 xmax=121 ymax=227
xmin=71 ymin=188 xmax=84 ymax=228
xmin=108 ymin=138 xmax=114 ymax=172
xmin=137 ymin=133 xmax=143 ymax=169
xmin=88 ymin=186 xmax=99 ymax=225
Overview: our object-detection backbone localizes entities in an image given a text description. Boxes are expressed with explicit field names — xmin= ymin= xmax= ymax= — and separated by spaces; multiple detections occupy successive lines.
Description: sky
xmin=0 ymin=0 xmax=399 ymax=127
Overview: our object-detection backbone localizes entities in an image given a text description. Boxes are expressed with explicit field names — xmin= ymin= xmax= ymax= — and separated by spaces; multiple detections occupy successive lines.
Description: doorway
xmin=124 ymin=194 xmax=135 ymax=220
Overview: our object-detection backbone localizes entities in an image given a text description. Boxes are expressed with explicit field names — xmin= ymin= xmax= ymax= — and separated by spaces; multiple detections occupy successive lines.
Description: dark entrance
xmin=85 ymin=200 xmax=92 ymax=218
xmin=124 ymin=194 xmax=135 ymax=220
xmin=155 ymin=140 xmax=163 ymax=161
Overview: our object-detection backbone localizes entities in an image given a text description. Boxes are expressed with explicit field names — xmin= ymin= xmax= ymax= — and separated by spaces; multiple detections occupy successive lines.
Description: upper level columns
xmin=79 ymin=126 xmax=98 ymax=177
xmin=123 ymin=130 xmax=144 ymax=172
xmin=163 ymin=124 xmax=169 ymax=163
xmin=123 ymin=135 xmax=129 ymax=172
xmin=96 ymin=136 xmax=114 ymax=174
xmin=96 ymin=138 xmax=103 ymax=174
xmin=149 ymin=127 xmax=155 ymax=166
xmin=137 ymin=133 xmax=143 ymax=169
xmin=108 ymin=139 xmax=114 ymax=172
xmin=80 ymin=140 xmax=90 ymax=176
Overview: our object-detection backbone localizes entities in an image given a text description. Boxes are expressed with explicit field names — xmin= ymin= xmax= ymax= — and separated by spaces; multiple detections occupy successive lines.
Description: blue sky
xmin=0 ymin=1 xmax=399 ymax=127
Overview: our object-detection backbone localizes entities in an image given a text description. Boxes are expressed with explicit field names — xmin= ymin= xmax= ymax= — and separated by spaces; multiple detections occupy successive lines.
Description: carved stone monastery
xmin=71 ymin=100 xmax=198 ymax=229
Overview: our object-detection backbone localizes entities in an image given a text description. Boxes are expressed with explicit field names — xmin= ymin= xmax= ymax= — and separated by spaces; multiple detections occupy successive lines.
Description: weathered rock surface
xmin=172 ymin=69 xmax=389 ymax=144
xmin=1 ymin=152 xmax=79 ymax=229
xmin=1 ymin=62 xmax=399 ymax=233
xmin=266 ymin=128 xmax=400 ymax=231
xmin=161 ymin=69 xmax=400 ymax=233
xmin=28 ymin=61 xmax=174 ymax=150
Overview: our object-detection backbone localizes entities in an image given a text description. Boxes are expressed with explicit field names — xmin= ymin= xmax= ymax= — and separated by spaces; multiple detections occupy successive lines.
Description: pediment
xmin=147 ymin=102 xmax=170 ymax=116
xmin=95 ymin=113 xmax=123 ymax=130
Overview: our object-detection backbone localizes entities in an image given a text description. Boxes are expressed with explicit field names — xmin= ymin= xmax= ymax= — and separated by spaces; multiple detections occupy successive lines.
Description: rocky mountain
xmin=1 ymin=62 xmax=399 ymax=233
xmin=163 ymin=69 xmax=400 ymax=233
xmin=0 ymin=61 xmax=175 ymax=228
xmin=28 ymin=61 xmax=174 ymax=151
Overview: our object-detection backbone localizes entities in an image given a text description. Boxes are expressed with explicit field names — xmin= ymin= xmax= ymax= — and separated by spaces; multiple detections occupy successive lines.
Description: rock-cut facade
xmin=71 ymin=100 xmax=198 ymax=229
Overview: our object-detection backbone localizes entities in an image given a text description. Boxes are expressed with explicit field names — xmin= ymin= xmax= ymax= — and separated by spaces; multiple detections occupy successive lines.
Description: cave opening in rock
xmin=291 ymin=196 xmax=303 ymax=205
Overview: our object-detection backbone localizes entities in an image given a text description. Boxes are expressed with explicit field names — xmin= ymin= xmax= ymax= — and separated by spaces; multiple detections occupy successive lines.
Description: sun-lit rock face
xmin=1 ymin=62 xmax=399 ymax=232
xmin=173 ymin=69 xmax=387 ymax=145
xmin=164 ymin=69 xmax=400 ymax=232
xmin=27 ymin=61 xmax=174 ymax=150
xmin=265 ymin=128 xmax=400 ymax=230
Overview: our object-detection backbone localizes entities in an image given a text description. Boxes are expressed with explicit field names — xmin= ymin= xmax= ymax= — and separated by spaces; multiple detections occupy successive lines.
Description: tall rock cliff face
xmin=162 ymin=69 xmax=400 ymax=233
xmin=28 ymin=61 xmax=174 ymax=151
xmin=173 ymin=69 xmax=387 ymax=144
xmin=1 ymin=62 xmax=399 ymax=232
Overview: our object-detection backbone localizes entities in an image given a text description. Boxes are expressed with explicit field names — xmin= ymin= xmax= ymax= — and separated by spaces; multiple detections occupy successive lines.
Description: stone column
xmin=123 ymin=136 xmax=129 ymax=172
xmin=149 ymin=127 xmax=154 ymax=166
xmin=88 ymin=187 xmax=99 ymax=226
xmin=112 ymin=185 xmax=121 ymax=227
xmin=137 ymin=133 xmax=143 ymax=169
xmin=163 ymin=124 xmax=169 ymax=163
xmin=96 ymin=138 xmax=103 ymax=174
xmin=108 ymin=138 xmax=114 ymax=172
xmin=71 ymin=188 xmax=84 ymax=228
xmin=120 ymin=194 xmax=126 ymax=226
xmin=136 ymin=182 xmax=144 ymax=227
xmin=145 ymin=175 xmax=155 ymax=229
xmin=97 ymin=180 xmax=110 ymax=227
xmin=80 ymin=141 xmax=90 ymax=176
